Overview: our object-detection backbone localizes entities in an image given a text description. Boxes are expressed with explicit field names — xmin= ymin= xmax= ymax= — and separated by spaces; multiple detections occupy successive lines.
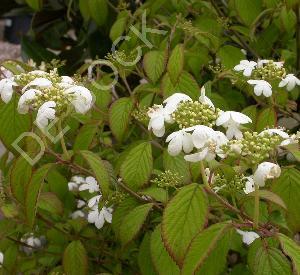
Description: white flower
xmin=70 ymin=210 xmax=85 ymax=219
xmin=247 ymin=80 xmax=272 ymax=97
xmin=199 ymin=86 xmax=214 ymax=109
xmin=22 ymin=77 xmax=52 ymax=92
xmin=77 ymin=199 xmax=86 ymax=208
xmin=68 ymin=176 xmax=85 ymax=191
xmin=88 ymin=205 xmax=113 ymax=229
xmin=166 ymin=129 xmax=194 ymax=156
xmin=163 ymin=93 xmax=192 ymax=114
xmin=184 ymin=126 xmax=228 ymax=162
xmin=88 ymin=195 xmax=102 ymax=208
xmin=147 ymin=105 xmax=171 ymax=137
xmin=253 ymin=162 xmax=281 ymax=187
xmin=79 ymin=176 xmax=99 ymax=193
xmin=0 ymin=78 xmax=17 ymax=103
xmin=58 ymin=76 xmax=75 ymax=89
xmin=236 ymin=229 xmax=260 ymax=245
xmin=0 ymin=251 xmax=3 ymax=266
xmin=65 ymin=85 xmax=93 ymax=114
xmin=17 ymin=89 xmax=41 ymax=114
xmin=279 ymin=74 xmax=300 ymax=91
xmin=257 ymin=59 xmax=284 ymax=68
xmin=28 ymin=70 xmax=47 ymax=76
xmin=36 ymin=101 xmax=56 ymax=129
xmin=243 ymin=176 xmax=255 ymax=194
xmin=234 ymin=60 xmax=257 ymax=77
xmin=259 ymin=128 xmax=289 ymax=139
xmin=216 ymin=111 xmax=252 ymax=139
xmin=21 ymin=234 xmax=44 ymax=255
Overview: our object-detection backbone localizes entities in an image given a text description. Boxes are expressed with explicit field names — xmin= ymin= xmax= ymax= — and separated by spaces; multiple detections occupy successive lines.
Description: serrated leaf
xmin=248 ymin=239 xmax=292 ymax=275
xmin=256 ymin=107 xmax=277 ymax=132
xmin=119 ymin=203 xmax=153 ymax=245
xmin=144 ymin=51 xmax=166 ymax=83
xmin=278 ymin=233 xmax=300 ymax=275
xmin=138 ymin=233 xmax=157 ymax=275
xmin=247 ymin=190 xmax=287 ymax=210
xmin=25 ymin=164 xmax=53 ymax=228
xmin=10 ymin=156 xmax=32 ymax=203
xmin=182 ymin=222 xmax=233 ymax=274
xmin=80 ymin=151 xmax=111 ymax=198
xmin=110 ymin=11 xmax=129 ymax=42
xmin=242 ymin=105 xmax=257 ymax=129
xmin=120 ymin=142 xmax=153 ymax=190
xmin=38 ymin=192 xmax=63 ymax=215
xmin=63 ymin=241 xmax=88 ymax=275
xmin=217 ymin=45 xmax=245 ymax=69
xmin=109 ymin=97 xmax=133 ymax=142
xmin=150 ymin=226 xmax=180 ymax=275
xmin=162 ymin=183 xmax=208 ymax=265
xmin=88 ymin=0 xmax=108 ymax=26
xmin=272 ymin=168 xmax=300 ymax=232
xmin=234 ymin=0 xmax=262 ymax=26
xmin=167 ymin=44 xmax=184 ymax=83
xmin=163 ymin=150 xmax=191 ymax=185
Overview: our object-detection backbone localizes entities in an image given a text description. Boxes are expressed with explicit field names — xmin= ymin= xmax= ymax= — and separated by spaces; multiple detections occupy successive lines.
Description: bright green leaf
xmin=143 ymin=51 xmax=166 ymax=83
xmin=167 ymin=44 xmax=185 ymax=83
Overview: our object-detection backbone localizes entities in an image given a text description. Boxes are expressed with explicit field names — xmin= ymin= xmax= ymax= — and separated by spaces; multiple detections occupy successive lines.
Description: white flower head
xmin=259 ymin=128 xmax=289 ymax=139
xmin=77 ymin=199 xmax=86 ymax=208
xmin=257 ymin=59 xmax=284 ymax=68
xmin=68 ymin=176 xmax=85 ymax=191
xmin=234 ymin=60 xmax=257 ymax=77
xmin=216 ymin=111 xmax=252 ymax=139
xmin=247 ymin=80 xmax=272 ymax=97
xmin=65 ymin=85 xmax=93 ymax=114
xmin=236 ymin=229 xmax=260 ymax=245
xmin=253 ymin=162 xmax=281 ymax=187
xmin=199 ymin=86 xmax=215 ymax=109
xmin=79 ymin=176 xmax=99 ymax=193
xmin=0 ymin=78 xmax=18 ymax=103
xmin=243 ymin=176 xmax=255 ymax=194
xmin=58 ymin=76 xmax=75 ymax=89
xmin=279 ymin=74 xmax=300 ymax=91
xmin=88 ymin=205 xmax=113 ymax=229
xmin=166 ymin=129 xmax=194 ymax=156
xmin=21 ymin=234 xmax=44 ymax=255
xmin=163 ymin=93 xmax=192 ymax=114
xmin=0 ymin=251 xmax=3 ymax=266
xmin=148 ymin=105 xmax=171 ymax=137
xmin=184 ymin=126 xmax=228 ymax=162
xmin=36 ymin=101 xmax=56 ymax=130
xmin=22 ymin=77 xmax=52 ymax=92
xmin=88 ymin=195 xmax=102 ymax=208
xmin=70 ymin=210 xmax=85 ymax=219
xmin=18 ymin=89 xmax=41 ymax=114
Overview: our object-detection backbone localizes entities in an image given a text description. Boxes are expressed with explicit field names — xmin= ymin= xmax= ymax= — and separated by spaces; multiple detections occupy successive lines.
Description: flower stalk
xmin=253 ymin=184 xmax=260 ymax=229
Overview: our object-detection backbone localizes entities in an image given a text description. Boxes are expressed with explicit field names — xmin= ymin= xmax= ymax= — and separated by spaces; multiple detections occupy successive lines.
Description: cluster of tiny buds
xmin=252 ymin=61 xmax=286 ymax=80
xmin=107 ymin=191 xmax=126 ymax=205
xmin=15 ymin=69 xmax=61 ymax=86
xmin=222 ymin=131 xmax=282 ymax=164
xmin=105 ymin=50 xmax=137 ymax=68
xmin=132 ymin=106 xmax=149 ymax=125
xmin=208 ymin=63 xmax=224 ymax=73
xmin=172 ymin=101 xmax=219 ymax=128
xmin=212 ymin=173 xmax=246 ymax=194
xmin=151 ymin=170 xmax=183 ymax=188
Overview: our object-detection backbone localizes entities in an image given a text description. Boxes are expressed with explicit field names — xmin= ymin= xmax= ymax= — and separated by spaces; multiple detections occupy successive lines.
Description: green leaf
xmin=138 ymin=233 xmax=157 ymax=275
xmin=109 ymin=97 xmax=134 ymax=142
xmin=120 ymin=142 xmax=153 ymax=190
xmin=0 ymin=96 xmax=31 ymax=150
xmin=163 ymin=150 xmax=191 ymax=185
xmin=10 ymin=156 xmax=32 ymax=203
xmin=79 ymin=0 xmax=90 ymax=21
xmin=182 ymin=222 xmax=233 ymax=275
xmin=278 ymin=233 xmax=300 ymax=275
xmin=150 ymin=226 xmax=180 ymax=275
xmin=110 ymin=11 xmax=129 ymax=42
xmin=284 ymin=143 xmax=300 ymax=162
xmin=25 ymin=0 xmax=42 ymax=11
xmin=248 ymin=239 xmax=292 ymax=275
xmin=38 ymin=192 xmax=63 ymax=215
xmin=162 ymin=184 xmax=208 ymax=265
xmin=143 ymin=51 xmax=166 ymax=83
xmin=234 ymin=0 xmax=262 ymax=26
xmin=247 ymin=190 xmax=287 ymax=210
xmin=63 ymin=241 xmax=88 ymax=275
xmin=167 ymin=44 xmax=185 ymax=83
xmin=119 ymin=203 xmax=153 ymax=245
xmin=217 ymin=45 xmax=245 ymax=69
xmin=272 ymin=168 xmax=300 ymax=232
xmin=88 ymin=0 xmax=108 ymax=26
xmin=242 ymin=105 xmax=257 ymax=129
xmin=80 ymin=151 xmax=111 ymax=198
xmin=25 ymin=164 xmax=53 ymax=228
xmin=256 ymin=107 xmax=277 ymax=132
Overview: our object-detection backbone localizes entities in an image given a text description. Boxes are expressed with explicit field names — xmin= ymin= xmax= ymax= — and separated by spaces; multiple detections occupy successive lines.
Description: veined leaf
xmin=150 ymin=226 xmax=180 ymax=275
xmin=80 ymin=151 xmax=111 ymax=198
xmin=120 ymin=142 xmax=153 ymax=190
xmin=247 ymin=190 xmax=287 ymax=210
xmin=119 ymin=203 xmax=153 ymax=245
xmin=38 ymin=192 xmax=63 ymax=216
xmin=63 ymin=241 xmax=88 ymax=275
xmin=88 ymin=0 xmax=108 ymax=26
xmin=138 ymin=233 xmax=157 ymax=275
xmin=181 ymin=222 xmax=233 ymax=275
xmin=162 ymin=183 xmax=208 ymax=265
xmin=256 ymin=107 xmax=277 ymax=132
xmin=167 ymin=44 xmax=184 ymax=83
xmin=109 ymin=97 xmax=133 ymax=142
xmin=143 ymin=51 xmax=166 ymax=83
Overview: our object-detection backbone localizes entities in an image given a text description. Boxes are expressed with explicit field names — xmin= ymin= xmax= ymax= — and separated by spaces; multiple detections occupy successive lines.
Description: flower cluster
xmin=68 ymin=176 xmax=113 ymax=229
xmin=20 ymin=233 xmax=45 ymax=255
xmin=151 ymin=170 xmax=183 ymax=188
xmin=0 ymin=69 xmax=93 ymax=130
xmin=234 ymin=59 xmax=300 ymax=97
